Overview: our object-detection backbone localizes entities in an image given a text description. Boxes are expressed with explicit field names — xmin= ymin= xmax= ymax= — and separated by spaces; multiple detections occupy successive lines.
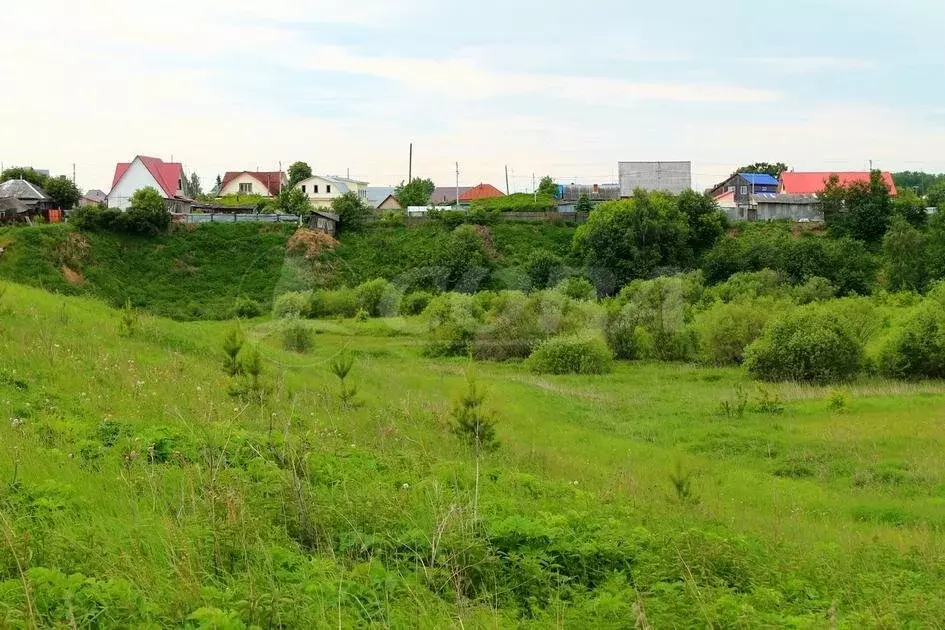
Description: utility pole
xmin=278 ymin=161 xmax=282 ymax=193
xmin=505 ymin=165 xmax=510 ymax=195
xmin=455 ymin=162 xmax=460 ymax=207
xmin=869 ymin=159 xmax=873 ymax=171
xmin=408 ymin=143 xmax=413 ymax=182
xmin=72 ymin=163 xmax=76 ymax=185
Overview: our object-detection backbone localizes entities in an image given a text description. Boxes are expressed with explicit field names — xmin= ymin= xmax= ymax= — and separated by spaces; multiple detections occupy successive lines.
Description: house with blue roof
xmin=709 ymin=172 xmax=780 ymax=214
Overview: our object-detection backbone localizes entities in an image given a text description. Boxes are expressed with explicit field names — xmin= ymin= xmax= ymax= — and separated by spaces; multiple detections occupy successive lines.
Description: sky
xmin=3 ymin=0 xmax=945 ymax=194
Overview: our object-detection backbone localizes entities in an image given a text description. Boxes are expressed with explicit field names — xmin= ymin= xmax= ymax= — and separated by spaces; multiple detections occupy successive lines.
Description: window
xmin=727 ymin=186 xmax=735 ymax=192
xmin=740 ymin=186 xmax=748 ymax=195
xmin=326 ymin=185 xmax=331 ymax=194
xmin=301 ymin=185 xmax=306 ymax=193
xmin=239 ymin=183 xmax=253 ymax=193
xmin=313 ymin=185 xmax=319 ymax=194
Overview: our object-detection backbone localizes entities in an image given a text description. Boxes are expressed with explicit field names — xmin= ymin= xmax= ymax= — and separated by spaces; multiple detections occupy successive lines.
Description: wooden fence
xmin=172 ymin=213 xmax=302 ymax=224
xmin=404 ymin=211 xmax=588 ymax=226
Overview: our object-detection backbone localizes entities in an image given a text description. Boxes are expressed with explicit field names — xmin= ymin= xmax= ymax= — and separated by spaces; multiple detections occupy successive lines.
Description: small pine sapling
xmin=119 ymin=298 xmax=138 ymax=337
xmin=329 ymin=352 xmax=358 ymax=408
xmin=240 ymin=345 xmax=264 ymax=401
xmin=222 ymin=325 xmax=245 ymax=376
xmin=450 ymin=368 xmax=499 ymax=520
xmin=669 ymin=460 xmax=695 ymax=503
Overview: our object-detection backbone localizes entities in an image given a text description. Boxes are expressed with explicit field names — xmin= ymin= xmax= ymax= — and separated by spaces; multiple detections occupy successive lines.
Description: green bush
xmin=354 ymin=278 xmax=393 ymax=317
xmin=308 ymin=288 xmax=358 ymax=318
xmin=556 ymin=276 xmax=596 ymax=301
xmin=470 ymin=192 xmax=557 ymax=213
xmin=273 ymin=291 xmax=311 ymax=318
xmin=421 ymin=293 xmax=483 ymax=357
xmin=526 ymin=335 xmax=613 ymax=375
xmin=605 ymin=276 xmax=696 ymax=361
xmin=231 ymin=296 xmax=262 ymax=319
xmin=745 ymin=305 xmax=865 ymax=383
xmin=879 ymin=302 xmax=945 ymax=379
xmin=694 ymin=300 xmax=772 ymax=365
xmin=794 ymin=276 xmax=836 ymax=304
xmin=525 ymin=251 xmax=563 ymax=290
xmin=282 ymin=318 xmax=314 ymax=353
xmin=377 ymin=210 xmax=405 ymax=227
xmin=400 ymin=291 xmax=434 ymax=316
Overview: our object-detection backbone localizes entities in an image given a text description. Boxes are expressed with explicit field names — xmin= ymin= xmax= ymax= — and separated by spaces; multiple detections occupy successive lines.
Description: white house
xmin=107 ymin=155 xmax=188 ymax=211
xmin=295 ymin=175 xmax=369 ymax=209
xmin=218 ymin=171 xmax=286 ymax=197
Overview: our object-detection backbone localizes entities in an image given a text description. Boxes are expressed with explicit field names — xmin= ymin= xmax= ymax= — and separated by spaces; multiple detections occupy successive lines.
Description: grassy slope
xmin=0 ymin=223 xmax=296 ymax=320
xmin=1 ymin=282 xmax=944 ymax=626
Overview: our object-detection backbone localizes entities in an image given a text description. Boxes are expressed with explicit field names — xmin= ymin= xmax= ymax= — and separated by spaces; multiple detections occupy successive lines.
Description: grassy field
xmin=1 ymin=281 xmax=944 ymax=627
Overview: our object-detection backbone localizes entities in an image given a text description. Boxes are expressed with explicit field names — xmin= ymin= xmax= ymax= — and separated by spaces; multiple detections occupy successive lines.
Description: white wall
xmin=296 ymin=175 xmax=346 ymax=208
xmin=107 ymin=158 xmax=166 ymax=210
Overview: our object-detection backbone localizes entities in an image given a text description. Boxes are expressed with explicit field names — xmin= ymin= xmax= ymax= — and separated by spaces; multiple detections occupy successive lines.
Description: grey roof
xmin=320 ymin=176 xmax=350 ymax=194
xmin=82 ymin=189 xmax=107 ymax=202
xmin=311 ymin=210 xmax=340 ymax=221
xmin=366 ymin=186 xmax=396 ymax=207
xmin=751 ymin=193 xmax=820 ymax=204
xmin=429 ymin=186 xmax=471 ymax=204
xmin=0 ymin=197 xmax=30 ymax=215
xmin=0 ymin=179 xmax=50 ymax=201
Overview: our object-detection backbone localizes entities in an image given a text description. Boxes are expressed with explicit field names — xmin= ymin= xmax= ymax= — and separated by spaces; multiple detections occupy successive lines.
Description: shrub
xmin=354 ymin=278 xmax=392 ymax=317
xmin=794 ymin=276 xmax=836 ymax=304
xmin=123 ymin=188 xmax=171 ymax=236
xmin=744 ymin=305 xmax=864 ymax=384
xmin=526 ymin=251 xmax=563 ymax=290
xmin=879 ymin=302 xmax=945 ymax=380
xmin=556 ymin=276 xmax=596 ymax=301
xmin=309 ymin=288 xmax=358 ymax=318
xmin=378 ymin=210 xmax=405 ymax=227
xmin=605 ymin=277 xmax=696 ymax=361
xmin=694 ymin=300 xmax=772 ymax=365
xmin=704 ymin=269 xmax=789 ymax=304
xmin=400 ymin=291 xmax=434 ymax=316
xmin=273 ymin=291 xmax=311 ymax=318
xmin=421 ymin=293 xmax=482 ymax=357
xmin=231 ymin=296 xmax=262 ymax=319
xmin=282 ymin=318 xmax=314 ymax=353
xmin=527 ymin=335 xmax=613 ymax=375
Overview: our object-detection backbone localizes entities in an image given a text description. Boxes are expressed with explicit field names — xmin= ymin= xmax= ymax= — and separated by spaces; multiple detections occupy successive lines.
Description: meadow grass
xmin=0 ymin=282 xmax=944 ymax=626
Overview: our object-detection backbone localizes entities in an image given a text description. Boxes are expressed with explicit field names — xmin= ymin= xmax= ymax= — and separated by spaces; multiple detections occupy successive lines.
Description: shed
xmin=0 ymin=179 xmax=54 ymax=211
xmin=0 ymin=197 xmax=31 ymax=222
xmin=750 ymin=194 xmax=823 ymax=222
xmin=307 ymin=210 xmax=339 ymax=236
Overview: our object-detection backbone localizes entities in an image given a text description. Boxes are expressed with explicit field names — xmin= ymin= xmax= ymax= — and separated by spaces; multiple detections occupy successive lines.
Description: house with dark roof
xmin=429 ymin=186 xmax=471 ymax=205
xmin=218 ymin=171 xmax=287 ymax=198
xmin=79 ymin=189 xmax=107 ymax=207
xmin=0 ymin=179 xmax=54 ymax=212
xmin=107 ymin=156 xmax=190 ymax=211
xmin=709 ymin=173 xmax=780 ymax=208
xmin=780 ymin=171 xmax=898 ymax=196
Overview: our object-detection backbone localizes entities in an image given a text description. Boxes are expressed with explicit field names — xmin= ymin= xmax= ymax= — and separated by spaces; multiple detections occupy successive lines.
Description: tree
xmin=892 ymin=171 xmax=945 ymax=197
xmin=394 ymin=177 xmax=435 ymax=207
xmin=676 ymin=189 xmax=727 ymax=256
xmin=450 ymin=367 xmax=499 ymax=520
xmin=572 ymin=189 xmax=692 ymax=292
xmin=882 ymin=216 xmax=927 ymax=292
xmin=287 ymin=161 xmax=312 ymax=188
xmin=0 ymin=167 xmax=47 ymax=188
xmin=124 ymin=187 xmax=170 ymax=235
xmin=44 ymin=176 xmax=81 ymax=209
xmin=273 ymin=187 xmax=311 ymax=215
xmin=214 ymin=174 xmax=222 ymax=192
xmin=892 ymin=188 xmax=927 ymax=229
xmin=537 ymin=175 xmax=558 ymax=197
xmin=821 ymin=171 xmax=893 ymax=243
xmin=925 ymin=212 xmax=945 ymax=281
xmin=927 ymin=180 xmax=945 ymax=210
xmin=330 ymin=191 xmax=371 ymax=233
xmin=188 ymin=173 xmax=202 ymax=197
xmin=575 ymin=194 xmax=593 ymax=214
xmin=734 ymin=162 xmax=789 ymax=178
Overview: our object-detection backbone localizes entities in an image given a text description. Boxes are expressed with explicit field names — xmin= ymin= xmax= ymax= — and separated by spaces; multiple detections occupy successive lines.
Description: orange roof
xmin=459 ymin=183 xmax=504 ymax=202
xmin=781 ymin=171 xmax=897 ymax=196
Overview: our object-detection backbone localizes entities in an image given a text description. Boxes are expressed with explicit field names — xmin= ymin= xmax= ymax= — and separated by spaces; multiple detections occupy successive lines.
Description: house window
xmin=239 ymin=183 xmax=252 ymax=193
xmin=326 ymin=185 xmax=331 ymax=194
xmin=740 ymin=186 xmax=748 ymax=195
xmin=727 ymin=186 xmax=735 ymax=192
xmin=313 ymin=185 xmax=319 ymax=194
xmin=301 ymin=185 xmax=306 ymax=193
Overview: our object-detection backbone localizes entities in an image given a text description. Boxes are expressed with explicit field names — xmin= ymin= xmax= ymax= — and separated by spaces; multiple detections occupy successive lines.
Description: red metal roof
xmin=459 ymin=183 xmax=505 ymax=202
xmin=220 ymin=171 xmax=286 ymax=196
xmin=111 ymin=156 xmax=184 ymax=198
xmin=781 ymin=171 xmax=897 ymax=196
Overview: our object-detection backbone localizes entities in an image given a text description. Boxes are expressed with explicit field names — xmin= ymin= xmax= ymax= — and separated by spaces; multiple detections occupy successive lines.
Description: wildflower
xmin=10 ymin=418 xmax=23 ymax=429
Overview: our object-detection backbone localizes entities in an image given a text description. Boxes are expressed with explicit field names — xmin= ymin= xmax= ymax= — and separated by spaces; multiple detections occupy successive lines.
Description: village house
xmin=107 ymin=155 xmax=192 ymax=212
xmin=710 ymin=173 xmax=780 ymax=207
xmin=295 ymin=175 xmax=369 ymax=209
xmin=79 ymin=189 xmax=107 ymax=206
xmin=780 ymin=171 xmax=898 ymax=196
xmin=218 ymin=171 xmax=287 ymax=197
xmin=0 ymin=179 xmax=54 ymax=213
xmin=460 ymin=183 xmax=504 ymax=203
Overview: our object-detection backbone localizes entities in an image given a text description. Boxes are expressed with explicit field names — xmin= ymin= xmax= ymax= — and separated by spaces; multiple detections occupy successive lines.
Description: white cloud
xmin=745 ymin=57 xmax=877 ymax=74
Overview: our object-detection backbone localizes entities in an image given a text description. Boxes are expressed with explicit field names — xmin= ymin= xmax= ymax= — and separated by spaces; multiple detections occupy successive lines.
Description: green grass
xmin=0 ymin=223 xmax=297 ymax=320
xmin=1 ymin=281 xmax=945 ymax=626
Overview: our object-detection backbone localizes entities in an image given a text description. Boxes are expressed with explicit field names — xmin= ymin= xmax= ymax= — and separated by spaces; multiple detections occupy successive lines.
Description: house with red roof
xmin=780 ymin=171 xmax=897 ymax=196
xmin=107 ymin=156 xmax=189 ymax=211
xmin=459 ymin=183 xmax=504 ymax=203
xmin=218 ymin=171 xmax=287 ymax=198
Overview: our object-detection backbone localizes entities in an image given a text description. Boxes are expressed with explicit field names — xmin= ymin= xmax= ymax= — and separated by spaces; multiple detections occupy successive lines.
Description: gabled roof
xmin=82 ymin=189 xmax=107 ymax=203
xmin=429 ymin=186 xmax=471 ymax=204
xmin=296 ymin=175 xmax=350 ymax=194
xmin=459 ymin=183 xmax=504 ymax=202
xmin=0 ymin=197 xmax=30 ymax=216
xmin=111 ymin=156 xmax=183 ymax=198
xmin=781 ymin=171 xmax=897 ymax=196
xmin=366 ymin=186 xmax=396 ymax=207
xmin=738 ymin=173 xmax=779 ymax=186
xmin=221 ymin=171 xmax=286 ymax=196
xmin=0 ymin=179 xmax=50 ymax=201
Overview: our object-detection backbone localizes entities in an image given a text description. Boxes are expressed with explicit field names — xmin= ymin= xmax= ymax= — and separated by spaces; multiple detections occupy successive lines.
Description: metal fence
xmin=172 ymin=213 xmax=302 ymax=224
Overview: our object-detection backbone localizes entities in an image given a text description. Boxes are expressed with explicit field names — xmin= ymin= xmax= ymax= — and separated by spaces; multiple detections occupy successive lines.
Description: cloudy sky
xmin=3 ymin=0 xmax=945 ymax=193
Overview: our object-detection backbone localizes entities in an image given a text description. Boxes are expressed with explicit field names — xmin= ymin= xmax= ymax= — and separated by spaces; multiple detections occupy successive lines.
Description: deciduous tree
xmin=395 ymin=177 xmax=435 ymax=207
xmin=537 ymin=175 xmax=558 ymax=197
xmin=821 ymin=170 xmax=893 ymax=243
xmin=330 ymin=191 xmax=372 ymax=233
xmin=734 ymin=162 xmax=789 ymax=178
xmin=273 ymin=186 xmax=311 ymax=215
xmin=44 ymin=176 xmax=81 ymax=209
xmin=882 ymin=216 xmax=927 ymax=292
xmin=0 ymin=167 xmax=47 ymax=187
xmin=287 ymin=161 xmax=313 ymax=188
